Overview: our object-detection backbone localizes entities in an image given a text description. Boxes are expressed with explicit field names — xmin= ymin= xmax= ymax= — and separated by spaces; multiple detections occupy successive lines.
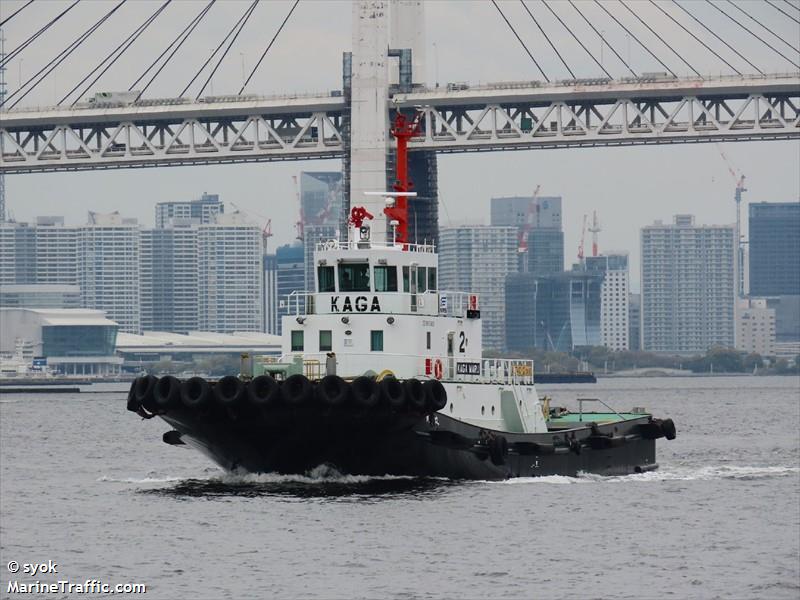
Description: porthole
xmin=481 ymin=406 xmax=485 ymax=415
xmin=449 ymin=402 xmax=453 ymax=413
xmin=491 ymin=406 xmax=495 ymax=415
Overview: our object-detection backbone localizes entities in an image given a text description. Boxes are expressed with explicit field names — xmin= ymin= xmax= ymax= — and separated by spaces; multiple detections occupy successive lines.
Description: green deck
xmin=548 ymin=412 xmax=645 ymax=425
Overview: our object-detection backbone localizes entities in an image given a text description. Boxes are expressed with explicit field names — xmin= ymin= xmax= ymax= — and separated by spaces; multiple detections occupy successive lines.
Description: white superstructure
xmin=280 ymin=220 xmax=548 ymax=434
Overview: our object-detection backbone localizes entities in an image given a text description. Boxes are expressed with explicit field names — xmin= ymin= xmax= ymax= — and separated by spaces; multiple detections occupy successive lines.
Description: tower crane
xmin=292 ymin=175 xmax=304 ymax=242
xmin=229 ymin=201 xmax=273 ymax=252
xmin=716 ymin=144 xmax=747 ymax=298
xmin=577 ymin=214 xmax=587 ymax=260
xmin=517 ymin=184 xmax=541 ymax=254
xmin=588 ymin=210 xmax=601 ymax=257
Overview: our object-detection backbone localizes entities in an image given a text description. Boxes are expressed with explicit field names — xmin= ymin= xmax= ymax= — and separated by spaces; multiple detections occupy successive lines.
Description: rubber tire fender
xmin=404 ymin=378 xmax=426 ymax=411
xmin=180 ymin=377 xmax=211 ymax=409
xmin=126 ymin=379 xmax=139 ymax=412
xmin=316 ymin=375 xmax=350 ymax=406
xmin=379 ymin=376 xmax=404 ymax=409
xmin=283 ymin=374 xmax=312 ymax=406
xmin=134 ymin=375 xmax=158 ymax=412
xmin=247 ymin=375 xmax=282 ymax=406
xmin=661 ymin=418 xmax=677 ymax=440
xmin=423 ymin=379 xmax=447 ymax=412
xmin=154 ymin=375 xmax=182 ymax=410
xmin=489 ymin=435 xmax=508 ymax=466
xmin=214 ymin=375 xmax=245 ymax=407
xmin=352 ymin=376 xmax=379 ymax=408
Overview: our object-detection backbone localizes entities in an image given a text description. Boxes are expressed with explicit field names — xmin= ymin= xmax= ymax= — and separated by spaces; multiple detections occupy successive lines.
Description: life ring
xmin=433 ymin=359 xmax=443 ymax=380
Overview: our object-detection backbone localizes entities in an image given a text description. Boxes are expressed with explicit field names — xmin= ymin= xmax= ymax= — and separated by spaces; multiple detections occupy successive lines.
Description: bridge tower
xmin=346 ymin=0 xmax=438 ymax=245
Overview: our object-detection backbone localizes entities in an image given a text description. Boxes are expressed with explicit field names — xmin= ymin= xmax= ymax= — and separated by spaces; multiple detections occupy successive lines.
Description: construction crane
xmin=292 ymin=175 xmax=304 ymax=242
xmin=517 ymin=185 xmax=541 ymax=254
xmin=716 ymin=144 xmax=747 ymax=298
xmin=577 ymin=213 xmax=587 ymax=260
xmin=229 ymin=201 xmax=273 ymax=251
xmin=588 ymin=210 xmax=601 ymax=257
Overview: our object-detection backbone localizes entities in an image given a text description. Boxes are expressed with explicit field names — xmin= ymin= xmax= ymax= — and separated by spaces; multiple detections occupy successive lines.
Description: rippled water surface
xmin=1 ymin=376 xmax=798 ymax=599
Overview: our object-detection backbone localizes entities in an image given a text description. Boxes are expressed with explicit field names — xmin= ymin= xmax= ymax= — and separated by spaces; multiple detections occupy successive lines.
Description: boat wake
xmin=501 ymin=464 xmax=800 ymax=485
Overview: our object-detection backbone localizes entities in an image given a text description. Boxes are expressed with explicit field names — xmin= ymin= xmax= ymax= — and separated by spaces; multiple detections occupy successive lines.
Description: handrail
xmin=314 ymin=239 xmax=436 ymax=253
xmin=576 ymin=398 xmax=626 ymax=422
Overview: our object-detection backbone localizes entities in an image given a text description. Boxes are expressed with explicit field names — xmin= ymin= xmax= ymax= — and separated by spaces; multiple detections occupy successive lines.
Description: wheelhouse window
xmin=427 ymin=267 xmax=437 ymax=291
xmin=402 ymin=266 xmax=410 ymax=292
xmin=370 ymin=330 xmax=384 ymax=352
xmin=417 ymin=267 xmax=427 ymax=293
xmin=318 ymin=266 xmax=335 ymax=292
xmin=319 ymin=330 xmax=332 ymax=352
xmin=374 ymin=265 xmax=398 ymax=292
xmin=339 ymin=263 xmax=370 ymax=292
xmin=291 ymin=330 xmax=304 ymax=352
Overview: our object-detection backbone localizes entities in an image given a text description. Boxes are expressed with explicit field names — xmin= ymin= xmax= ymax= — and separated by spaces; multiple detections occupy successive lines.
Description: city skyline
xmin=3 ymin=1 xmax=798 ymax=294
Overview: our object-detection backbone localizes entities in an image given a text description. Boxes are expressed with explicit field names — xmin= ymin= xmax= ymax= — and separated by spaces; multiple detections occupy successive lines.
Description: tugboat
xmin=126 ymin=112 xmax=676 ymax=480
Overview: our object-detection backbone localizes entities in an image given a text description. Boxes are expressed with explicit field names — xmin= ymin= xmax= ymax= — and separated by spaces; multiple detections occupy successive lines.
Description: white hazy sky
xmin=3 ymin=0 xmax=799 ymax=290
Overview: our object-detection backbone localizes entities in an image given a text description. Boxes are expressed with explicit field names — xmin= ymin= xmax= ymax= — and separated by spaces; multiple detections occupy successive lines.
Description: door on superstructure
xmin=447 ymin=331 xmax=455 ymax=379
xmin=408 ymin=265 xmax=418 ymax=312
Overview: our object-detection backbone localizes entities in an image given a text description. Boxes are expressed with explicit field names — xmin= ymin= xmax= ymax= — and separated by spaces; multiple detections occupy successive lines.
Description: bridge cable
xmin=593 ymin=0 xmax=677 ymax=77
xmin=128 ymin=0 xmax=214 ymax=93
xmin=3 ymin=0 xmax=127 ymax=109
xmin=0 ymin=0 xmax=34 ymax=28
xmin=648 ymin=0 xmax=741 ymax=75
xmin=781 ymin=0 xmax=800 ymax=15
xmin=767 ymin=0 xmax=800 ymax=24
xmin=705 ymin=0 xmax=799 ymax=69
xmin=724 ymin=0 xmax=800 ymax=54
xmin=239 ymin=0 xmax=300 ymax=94
xmin=181 ymin=0 xmax=257 ymax=98
xmin=541 ymin=1 xmax=611 ymax=78
xmin=195 ymin=0 xmax=259 ymax=99
xmin=61 ymin=0 xmax=172 ymax=106
xmin=1 ymin=0 xmax=80 ymax=68
xmin=490 ymin=0 xmax=549 ymax=82
xmin=621 ymin=0 xmax=704 ymax=79
xmin=568 ymin=0 xmax=636 ymax=76
xmin=671 ymin=1 xmax=763 ymax=75
xmin=520 ymin=1 xmax=575 ymax=78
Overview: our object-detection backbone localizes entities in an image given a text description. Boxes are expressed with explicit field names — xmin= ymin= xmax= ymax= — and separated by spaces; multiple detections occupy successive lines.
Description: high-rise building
xmin=300 ymin=172 xmax=343 ymax=291
xmin=641 ymin=215 xmax=736 ymax=353
xmin=737 ymin=298 xmax=776 ymax=357
xmin=140 ymin=226 xmax=199 ymax=333
xmin=491 ymin=195 xmax=564 ymax=275
xmin=0 ymin=218 xmax=78 ymax=287
xmin=263 ymin=254 xmax=278 ymax=335
xmin=275 ymin=243 xmax=305 ymax=335
xmin=78 ymin=212 xmax=141 ymax=334
xmin=439 ymin=226 xmax=518 ymax=351
xmin=33 ymin=217 xmax=78 ymax=285
xmin=0 ymin=284 xmax=81 ymax=309
xmin=197 ymin=212 xmax=263 ymax=333
xmin=748 ymin=201 xmax=800 ymax=296
xmin=628 ymin=293 xmax=641 ymax=351
xmin=155 ymin=192 xmax=223 ymax=228
xmin=505 ymin=270 xmax=603 ymax=353
xmin=585 ymin=253 xmax=630 ymax=351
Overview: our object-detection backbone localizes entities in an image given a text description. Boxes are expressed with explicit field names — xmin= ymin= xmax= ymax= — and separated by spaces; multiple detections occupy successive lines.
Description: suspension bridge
xmin=0 ymin=0 xmax=798 ymax=234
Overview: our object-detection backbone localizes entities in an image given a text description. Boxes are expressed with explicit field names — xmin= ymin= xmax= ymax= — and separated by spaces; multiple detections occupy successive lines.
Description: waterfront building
xmin=0 ymin=217 xmax=79 ymax=287
xmin=78 ymin=212 xmax=141 ymax=334
xmin=629 ymin=293 xmax=641 ymax=351
xmin=263 ymin=254 xmax=279 ymax=335
xmin=585 ymin=253 xmax=630 ymax=351
xmin=748 ymin=202 xmax=800 ymax=296
xmin=641 ymin=214 xmax=736 ymax=353
xmin=491 ymin=195 xmax=563 ymax=275
xmin=140 ymin=225 xmax=199 ymax=333
xmin=737 ymin=298 xmax=776 ymax=357
xmin=197 ymin=212 xmax=263 ymax=333
xmin=439 ymin=226 xmax=518 ymax=351
xmin=505 ymin=270 xmax=603 ymax=353
xmin=155 ymin=192 xmax=223 ymax=228
xmin=0 ymin=284 xmax=81 ymax=309
xmin=300 ymin=172 xmax=344 ymax=291
xmin=0 ymin=308 xmax=122 ymax=375
xmin=275 ymin=243 xmax=305 ymax=335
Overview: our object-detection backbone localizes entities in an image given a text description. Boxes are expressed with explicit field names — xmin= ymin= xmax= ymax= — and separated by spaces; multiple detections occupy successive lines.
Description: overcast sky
xmin=3 ymin=0 xmax=799 ymax=290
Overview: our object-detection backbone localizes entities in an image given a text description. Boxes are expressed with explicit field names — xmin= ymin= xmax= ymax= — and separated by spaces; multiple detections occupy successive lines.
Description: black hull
xmin=158 ymin=404 xmax=658 ymax=480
